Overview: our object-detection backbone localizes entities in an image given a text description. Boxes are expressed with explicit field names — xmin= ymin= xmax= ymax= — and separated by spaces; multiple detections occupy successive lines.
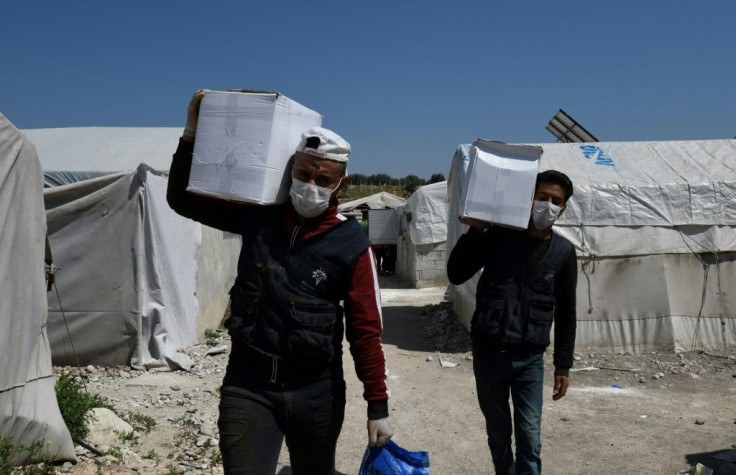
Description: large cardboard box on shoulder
xmin=187 ymin=90 xmax=323 ymax=204
xmin=461 ymin=139 xmax=542 ymax=229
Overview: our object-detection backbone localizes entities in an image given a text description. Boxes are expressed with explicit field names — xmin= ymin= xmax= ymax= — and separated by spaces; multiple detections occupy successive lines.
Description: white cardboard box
xmin=187 ymin=90 xmax=323 ymax=204
xmin=461 ymin=140 xmax=542 ymax=229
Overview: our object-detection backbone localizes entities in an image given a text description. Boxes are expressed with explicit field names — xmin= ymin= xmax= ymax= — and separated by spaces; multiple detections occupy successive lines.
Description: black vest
xmin=227 ymin=214 xmax=370 ymax=367
xmin=471 ymin=230 xmax=573 ymax=348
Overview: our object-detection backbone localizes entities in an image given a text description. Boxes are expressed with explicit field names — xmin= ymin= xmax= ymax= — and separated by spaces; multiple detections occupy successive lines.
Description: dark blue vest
xmin=472 ymin=230 xmax=573 ymax=348
xmin=226 ymin=215 xmax=370 ymax=367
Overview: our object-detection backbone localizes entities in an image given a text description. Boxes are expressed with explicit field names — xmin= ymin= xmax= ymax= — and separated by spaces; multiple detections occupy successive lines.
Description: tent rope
xmin=673 ymin=225 xmax=730 ymax=356
xmin=576 ymin=224 xmax=596 ymax=314
xmin=53 ymin=280 xmax=90 ymax=395
xmin=713 ymin=252 xmax=730 ymax=359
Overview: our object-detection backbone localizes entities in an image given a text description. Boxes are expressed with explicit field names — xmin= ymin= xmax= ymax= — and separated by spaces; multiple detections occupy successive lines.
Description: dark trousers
xmin=218 ymin=377 xmax=346 ymax=474
xmin=473 ymin=350 xmax=544 ymax=475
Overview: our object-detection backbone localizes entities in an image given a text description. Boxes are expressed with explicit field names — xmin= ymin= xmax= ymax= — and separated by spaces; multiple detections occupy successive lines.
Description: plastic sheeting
xmin=540 ymin=140 xmax=736 ymax=227
xmin=403 ymin=181 xmax=449 ymax=245
xmin=44 ymin=165 xmax=239 ymax=368
xmin=447 ymin=140 xmax=736 ymax=352
xmin=22 ymin=127 xmax=183 ymax=187
xmin=0 ymin=114 xmax=75 ymax=464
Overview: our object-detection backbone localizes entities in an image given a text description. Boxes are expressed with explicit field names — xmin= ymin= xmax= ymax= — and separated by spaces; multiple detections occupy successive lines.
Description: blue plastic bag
xmin=359 ymin=440 xmax=430 ymax=475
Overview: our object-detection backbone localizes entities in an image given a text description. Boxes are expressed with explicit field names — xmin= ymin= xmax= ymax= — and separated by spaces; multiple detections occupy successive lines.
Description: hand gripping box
xmin=460 ymin=139 xmax=542 ymax=229
xmin=187 ymin=90 xmax=323 ymax=204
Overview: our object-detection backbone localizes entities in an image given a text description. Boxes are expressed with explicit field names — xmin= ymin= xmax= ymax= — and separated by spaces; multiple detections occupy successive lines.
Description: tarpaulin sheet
xmin=404 ymin=181 xmax=449 ymax=245
xmin=44 ymin=166 xmax=220 ymax=368
xmin=0 ymin=114 xmax=75 ymax=463
xmin=22 ymin=127 xmax=183 ymax=187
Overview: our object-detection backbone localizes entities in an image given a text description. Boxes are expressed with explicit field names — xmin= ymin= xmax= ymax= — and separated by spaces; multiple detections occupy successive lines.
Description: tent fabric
xmin=26 ymin=126 xmax=239 ymax=369
xmin=403 ymin=181 xmax=449 ymax=245
xmin=540 ymin=140 xmax=736 ymax=227
xmin=447 ymin=140 xmax=736 ymax=353
xmin=44 ymin=164 xmax=238 ymax=368
xmin=0 ymin=114 xmax=75 ymax=463
xmin=338 ymin=192 xmax=406 ymax=212
xmin=22 ymin=127 xmax=182 ymax=186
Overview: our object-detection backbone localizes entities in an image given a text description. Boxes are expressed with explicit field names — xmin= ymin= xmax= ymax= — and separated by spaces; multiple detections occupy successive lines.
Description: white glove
xmin=367 ymin=417 xmax=393 ymax=447
xmin=183 ymin=89 xmax=207 ymax=139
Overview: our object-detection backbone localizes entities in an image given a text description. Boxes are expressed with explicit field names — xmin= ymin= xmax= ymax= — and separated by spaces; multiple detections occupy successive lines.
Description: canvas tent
xmin=1 ymin=115 xmax=75 ymax=464
xmin=396 ymin=182 xmax=450 ymax=288
xmin=23 ymin=127 xmax=240 ymax=369
xmin=338 ymin=191 xmax=406 ymax=216
xmin=448 ymin=139 xmax=736 ymax=353
xmin=23 ymin=126 xmax=184 ymax=187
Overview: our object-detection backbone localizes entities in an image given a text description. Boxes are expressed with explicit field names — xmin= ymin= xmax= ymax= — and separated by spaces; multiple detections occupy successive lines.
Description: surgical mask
xmin=289 ymin=178 xmax=339 ymax=218
xmin=531 ymin=200 xmax=562 ymax=230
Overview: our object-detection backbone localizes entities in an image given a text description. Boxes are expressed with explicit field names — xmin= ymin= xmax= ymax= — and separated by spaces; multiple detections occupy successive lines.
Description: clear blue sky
xmin=3 ymin=1 xmax=735 ymax=178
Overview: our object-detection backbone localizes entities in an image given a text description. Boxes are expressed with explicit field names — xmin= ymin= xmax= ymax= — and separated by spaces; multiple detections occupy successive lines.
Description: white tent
xmin=448 ymin=139 xmax=736 ymax=353
xmin=400 ymin=182 xmax=449 ymax=246
xmin=23 ymin=126 xmax=182 ymax=186
xmin=338 ymin=191 xmax=406 ymax=213
xmin=25 ymin=127 xmax=240 ymax=369
xmin=0 ymin=115 xmax=75 ymax=464
xmin=396 ymin=182 xmax=450 ymax=288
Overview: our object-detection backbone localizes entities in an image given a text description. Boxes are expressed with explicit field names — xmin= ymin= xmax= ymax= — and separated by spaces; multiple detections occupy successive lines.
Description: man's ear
xmin=336 ymin=174 xmax=349 ymax=193
xmin=559 ymin=202 xmax=567 ymax=215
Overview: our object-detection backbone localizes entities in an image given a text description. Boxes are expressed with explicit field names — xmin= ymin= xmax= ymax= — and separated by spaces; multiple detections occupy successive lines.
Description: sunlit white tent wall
xmin=397 ymin=182 xmax=450 ymax=288
xmin=1 ymin=116 xmax=75 ymax=464
xmin=23 ymin=127 xmax=240 ymax=368
xmin=447 ymin=140 xmax=736 ymax=353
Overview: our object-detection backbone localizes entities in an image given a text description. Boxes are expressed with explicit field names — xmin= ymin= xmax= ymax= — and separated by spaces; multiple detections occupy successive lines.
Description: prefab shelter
xmin=396 ymin=182 xmax=450 ymax=288
xmin=0 ymin=115 xmax=75 ymax=464
xmin=23 ymin=127 xmax=240 ymax=369
xmin=448 ymin=139 xmax=736 ymax=353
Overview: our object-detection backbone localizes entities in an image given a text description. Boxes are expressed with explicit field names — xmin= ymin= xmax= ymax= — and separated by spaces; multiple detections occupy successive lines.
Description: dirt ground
xmin=52 ymin=276 xmax=736 ymax=474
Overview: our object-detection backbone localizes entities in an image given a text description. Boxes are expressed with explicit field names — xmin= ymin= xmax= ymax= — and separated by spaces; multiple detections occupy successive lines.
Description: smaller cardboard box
xmin=460 ymin=140 xmax=542 ymax=229
xmin=188 ymin=90 xmax=323 ymax=204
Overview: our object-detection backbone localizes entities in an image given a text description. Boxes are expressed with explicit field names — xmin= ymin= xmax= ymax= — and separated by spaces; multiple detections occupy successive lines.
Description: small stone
xmin=426 ymin=356 xmax=433 ymax=362
xmin=86 ymin=365 xmax=96 ymax=373
xmin=689 ymin=373 xmax=701 ymax=380
xmin=199 ymin=421 xmax=214 ymax=437
xmin=638 ymin=377 xmax=646 ymax=383
xmin=695 ymin=419 xmax=705 ymax=425
xmin=61 ymin=461 xmax=74 ymax=472
xmin=651 ymin=374 xmax=660 ymax=380
xmin=574 ymin=356 xmax=582 ymax=361
xmin=170 ymin=384 xmax=181 ymax=391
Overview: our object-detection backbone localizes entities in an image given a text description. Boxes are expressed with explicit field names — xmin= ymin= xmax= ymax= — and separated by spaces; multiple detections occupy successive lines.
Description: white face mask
xmin=289 ymin=178 xmax=339 ymax=218
xmin=531 ymin=200 xmax=562 ymax=230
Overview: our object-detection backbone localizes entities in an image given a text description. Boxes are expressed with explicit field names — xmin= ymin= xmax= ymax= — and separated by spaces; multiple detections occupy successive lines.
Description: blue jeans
xmin=218 ymin=377 xmax=346 ymax=474
xmin=473 ymin=349 xmax=544 ymax=475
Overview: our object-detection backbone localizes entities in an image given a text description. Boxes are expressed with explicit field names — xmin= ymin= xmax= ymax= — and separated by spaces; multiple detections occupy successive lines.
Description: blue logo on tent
xmin=579 ymin=145 xmax=614 ymax=166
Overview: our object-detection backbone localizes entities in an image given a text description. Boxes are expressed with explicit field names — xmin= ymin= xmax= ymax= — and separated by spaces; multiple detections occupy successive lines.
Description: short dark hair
xmin=536 ymin=170 xmax=574 ymax=202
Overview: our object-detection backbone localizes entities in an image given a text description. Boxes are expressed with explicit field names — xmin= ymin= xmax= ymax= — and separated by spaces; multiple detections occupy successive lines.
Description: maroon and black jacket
xmin=167 ymin=139 xmax=389 ymax=418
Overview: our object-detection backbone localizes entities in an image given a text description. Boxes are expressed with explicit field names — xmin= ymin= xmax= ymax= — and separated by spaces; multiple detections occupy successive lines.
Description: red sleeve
xmin=344 ymin=247 xmax=390 ymax=407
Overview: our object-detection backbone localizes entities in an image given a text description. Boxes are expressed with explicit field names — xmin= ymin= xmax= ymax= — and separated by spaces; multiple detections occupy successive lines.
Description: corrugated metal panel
xmin=368 ymin=209 xmax=398 ymax=245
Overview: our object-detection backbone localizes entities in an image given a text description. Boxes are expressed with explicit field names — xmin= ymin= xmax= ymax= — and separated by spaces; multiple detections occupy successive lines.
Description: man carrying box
xmin=446 ymin=170 xmax=577 ymax=475
xmin=168 ymin=91 xmax=392 ymax=474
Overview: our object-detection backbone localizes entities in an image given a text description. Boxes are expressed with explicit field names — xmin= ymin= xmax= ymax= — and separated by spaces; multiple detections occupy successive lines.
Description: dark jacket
xmin=447 ymin=226 xmax=577 ymax=375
